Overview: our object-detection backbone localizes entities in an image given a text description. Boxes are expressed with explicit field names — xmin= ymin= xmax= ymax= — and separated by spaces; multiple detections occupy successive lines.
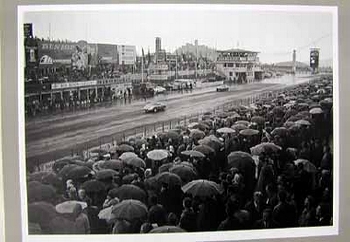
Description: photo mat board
xmin=17 ymin=3 xmax=339 ymax=242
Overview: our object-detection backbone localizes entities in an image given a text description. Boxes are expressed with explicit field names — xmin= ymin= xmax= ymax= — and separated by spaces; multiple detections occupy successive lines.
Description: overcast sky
xmin=23 ymin=5 xmax=334 ymax=63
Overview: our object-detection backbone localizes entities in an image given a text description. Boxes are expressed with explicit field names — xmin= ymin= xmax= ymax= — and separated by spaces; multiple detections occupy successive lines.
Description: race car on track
xmin=143 ymin=102 xmax=166 ymax=113
xmin=216 ymin=85 xmax=229 ymax=92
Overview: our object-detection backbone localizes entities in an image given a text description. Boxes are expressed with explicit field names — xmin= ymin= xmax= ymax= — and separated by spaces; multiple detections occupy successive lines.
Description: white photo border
xmin=17 ymin=4 xmax=339 ymax=242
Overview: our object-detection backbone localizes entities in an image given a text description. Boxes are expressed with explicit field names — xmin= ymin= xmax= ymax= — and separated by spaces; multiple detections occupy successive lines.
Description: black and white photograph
xmin=18 ymin=4 xmax=338 ymax=241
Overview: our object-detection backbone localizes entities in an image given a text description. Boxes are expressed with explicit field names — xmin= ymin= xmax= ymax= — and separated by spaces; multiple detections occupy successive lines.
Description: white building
xmin=117 ymin=45 xmax=136 ymax=65
xmin=216 ymin=49 xmax=263 ymax=83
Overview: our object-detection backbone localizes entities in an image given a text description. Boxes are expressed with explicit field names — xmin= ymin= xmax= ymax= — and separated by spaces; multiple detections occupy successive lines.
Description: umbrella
xmin=112 ymin=199 xmax=148 ymax=221
xmin=56 ymin=201 xmax=87 ymax=214
xmin=235 ymin=120 xmax=250 ymax=126
xmin=227 ymin=151 xmax=255 ymax=169
xmin=295 ymin=119 xmax=311 ymax=126
xmin=57 ymin=164 xmax=79 ymax=180
xmin=147 ymin=149 xmax=169 ymax=161
xmin=98 ymin=159 xmax=124 ymax=171
xmin=150 ymin=226 xmax=186 ymax=233
xmin=134 ymin=138 xmax=148 ymax=147
xmin=250 ymin=142 xmax=282 ymax=156
xmin=182 ymin=179 xmax=221 ymax=197
xmin=119 ymin=152 xmax=138 ymax=162
xmin=239 ymin=129 xmax=259 ymax=136
xmin=156 ymin=172 xmax=182 ymax=187
xmin=179 ymin=161 xmax=195 ymax=168
xmin=283 ymin=121 xmax=295 ymax=128
xmin=198 ymin=136 xmax=223 ymax=151
xmin=28 ymin=202 xmax=57 ymax=225
xmin=124 ymin=156 xmax=146 ymax=168
xmin=169 ymin=165 xmax=197 ymax=182
xmin=90 ymin=148 xmax=109 ymax=157
xmin=66 ymin=166 xmax=94 ymax=180
xmin=271 ymin=127 xmax=289 ymax=137
xmin=145 ymin=176 xmax=160 ymax=191
xmin=193 ymin=145 xmax=216 ymax=156
xmin=158 ymin=163 xmax=174 ymax=173
xmin=189 ymin=129 xmax=206 ymax=140
xmin=231 ymin=124 xmax=248 ymax=132
xmin=271 ymin=106 xmax=285 ymax=116
xmin=116 ymin=144 xmax=135 ymax=153
xmin=81 ymin=179 xmax=106 ymax=193
xmin=294 ymin=159 xmax=317 ymax=173
xmin=27 ymin=182 xmax=56 ymax=203
xmin=96 ymin=169 xmax=119 ymax=180
xmin=217 ymin=127 xmax=236 ymax=134
xmin=122 ymin=173 xmax=138 ymax=184
xmin=319 ymin=99 xmax=333 ymax=109
xmin=181 ymin=150 xmax=205 ymax=158
xmin=310 ymin=107 xmax=324 ymax=115
xmin=158 ymin=131 xmax=180 ymax=141
xmin=251 ymin=116 xmax=265 ymax=125
xmin=113 ymin=184 xmax=147 ymax=202
xmin=317 ymin=89 xmax=326 ymax=94
xmin=41 ymin=172 xmax=62 ymax=187
xmin=98 ymin=206 xmax=116 ymax=222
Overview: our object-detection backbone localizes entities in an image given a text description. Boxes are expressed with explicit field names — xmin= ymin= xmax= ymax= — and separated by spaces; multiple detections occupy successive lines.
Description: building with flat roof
xmin=216 ymin=48 xmax=263 ymax=83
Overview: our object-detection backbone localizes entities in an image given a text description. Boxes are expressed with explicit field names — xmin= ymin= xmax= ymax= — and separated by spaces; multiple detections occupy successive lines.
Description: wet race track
xmin=25 ymin=75 xmax=314 ymax=166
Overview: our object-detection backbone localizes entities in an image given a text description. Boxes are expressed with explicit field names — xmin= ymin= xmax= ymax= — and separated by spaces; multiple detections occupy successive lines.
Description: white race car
xmin=143 ymin=102 xmax=166 ymax=113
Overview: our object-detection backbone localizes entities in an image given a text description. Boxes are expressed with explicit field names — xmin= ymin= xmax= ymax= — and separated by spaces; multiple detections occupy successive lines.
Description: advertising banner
xmin=38 ymin=40 xmax=98 ymax=68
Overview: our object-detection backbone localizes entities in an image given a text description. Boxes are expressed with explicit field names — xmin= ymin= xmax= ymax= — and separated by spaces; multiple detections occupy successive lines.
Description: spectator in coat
xmin=253 ymin=208 xmax=276 ymax=229
xmin=272 ymin=190 xmax=297 ymax=228
xmin=73 ymin=204 xmax=91 ymax=234
xmin=179 ymin=197 xmax=197 ymax=232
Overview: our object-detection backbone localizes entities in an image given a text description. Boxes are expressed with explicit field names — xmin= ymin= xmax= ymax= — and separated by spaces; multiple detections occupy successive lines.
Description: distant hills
xmin=274 ymin=58 xmax=333 ymax=68
xmin=275 ymin=61 xmax=310 ymax=68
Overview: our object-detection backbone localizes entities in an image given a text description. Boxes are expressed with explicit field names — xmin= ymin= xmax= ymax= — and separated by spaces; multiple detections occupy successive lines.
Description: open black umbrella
xmin=193 ymin=145 xmax=216 ymax=156
xmin=124 ymin=156 xmax=146 ymax=168
xmin=27 ymin=182 xmax=56 ymax=203
xmin=81 ymin=179 xmax=106 ymax=193
xmin=250 ymin=142 xmax=282 ymax=156
xmin=251 ymin=116 xmax=265 ymax=125
xmin=169 ymin=165 xmax=197 ymax=183
xmin=271 ymin=127 xmax=289 ymax=137
xmin=116 ymin=144 xmax=135 ymax=153
xmin=182 ymin=179 xmax=221 ymax=197
xmin=28 ymin=201 xmax=57 ymax=228
xmin=66 ymin=166 xmax=94 ymax=181
xmin=112 ymin=199 xmax=148 ymax=221
xmin=97 ymin=159 xmax=124 ymax=171
xmin=189 ymin=129 xmax=206 ymax=140
xmin=227 ymin=151 xmax=255 ymax=169
xmin=155 ymin=172 xmax=182 ymax=187
xmin=96 ymin=169 xmax=119 ymax=180
xmin=158 ymin=163 xmax=174 ymax=173
xmin=113 ymin=184 xmax=147 ymax=202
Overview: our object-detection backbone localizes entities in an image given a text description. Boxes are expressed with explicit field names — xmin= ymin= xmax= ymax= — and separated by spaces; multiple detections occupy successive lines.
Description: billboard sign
xmin=37 ymin=40 xmax=98 ymax=68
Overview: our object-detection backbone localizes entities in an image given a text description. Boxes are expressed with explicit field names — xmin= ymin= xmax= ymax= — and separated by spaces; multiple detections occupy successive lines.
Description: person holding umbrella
xmin=179 ymin=197 xmax=197 ymax=232
xmin=73 ymin=203 xmax=91 ymax=234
